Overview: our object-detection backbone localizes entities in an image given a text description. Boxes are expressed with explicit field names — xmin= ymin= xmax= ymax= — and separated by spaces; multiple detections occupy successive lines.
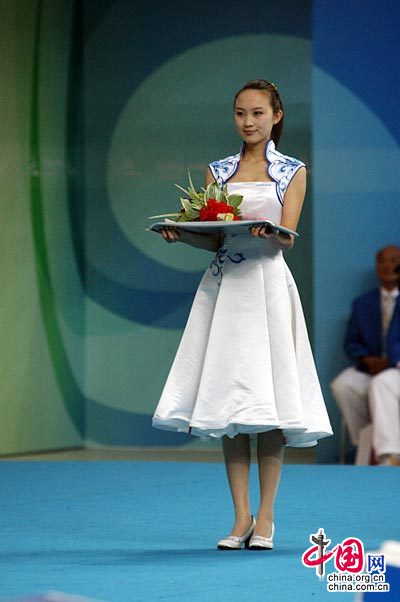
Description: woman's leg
xmin=222 ymin=433 xmax=252 ymax=535
xmin=253 ymin=429 xmax=285 ymax=537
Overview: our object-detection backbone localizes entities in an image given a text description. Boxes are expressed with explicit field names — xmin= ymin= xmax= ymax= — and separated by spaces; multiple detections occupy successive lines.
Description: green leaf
xmin=205 ymin=182 xmax=221 ymax=201
xmin=177 ymin=208 xmax=199 ymax=222
xmin=181 ymin=198 xmax=194 ymax=213
xmin=175 ymin=183 xmax=191 ymax=197
xmin=227 ymin=194 xmax=243 ymax=209
xmin=148 ymin=212 xmax=180 ymax=219
xmin=187 ymin=170 xmax=196 ymax=193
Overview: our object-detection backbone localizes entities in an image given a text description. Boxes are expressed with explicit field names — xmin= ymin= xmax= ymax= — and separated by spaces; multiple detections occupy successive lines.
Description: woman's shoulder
xmin=207 ymin=141 xmax=306 ymax=192
xmin=208 ymin=152 xmax=241 ymax=186
xmin=266 ymin=142 xmax=306 ymax=203
xmin=209 ymin=141 xmax=305 ymax=169
xmin=267 ymin=143 xmax=306 ymax=169
xmin=209 ymin=151 xmax=241 ymax=169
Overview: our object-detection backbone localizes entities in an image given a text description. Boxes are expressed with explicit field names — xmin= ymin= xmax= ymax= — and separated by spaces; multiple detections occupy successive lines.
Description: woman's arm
xmin=160 ymin=167 xmax=222 ymax=252
xmin=205 ymin=166 xmax=215 ymax=186
xmin=280 ymin=166 xmax=306 ymax=234
xmin=250 ymin=166 xmax=306 ymax=251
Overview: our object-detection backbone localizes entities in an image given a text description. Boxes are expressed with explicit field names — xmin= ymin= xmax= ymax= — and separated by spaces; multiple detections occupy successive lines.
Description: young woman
xmin=152 ymin=80 xmax=333 ymax=550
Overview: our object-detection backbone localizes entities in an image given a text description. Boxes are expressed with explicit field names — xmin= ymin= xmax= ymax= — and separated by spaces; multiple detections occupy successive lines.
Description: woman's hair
xmin=233 ymin=79 xmax=284 ymax=147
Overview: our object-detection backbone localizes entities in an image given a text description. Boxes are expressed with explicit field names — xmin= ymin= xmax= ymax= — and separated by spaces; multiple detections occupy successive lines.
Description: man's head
xmin=376 ymin=245 xmax=400 ymax=290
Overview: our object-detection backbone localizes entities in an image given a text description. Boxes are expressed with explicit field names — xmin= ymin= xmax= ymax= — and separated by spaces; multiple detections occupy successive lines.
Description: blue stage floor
xmin=0 ymin=462 xmax=398 ymax=601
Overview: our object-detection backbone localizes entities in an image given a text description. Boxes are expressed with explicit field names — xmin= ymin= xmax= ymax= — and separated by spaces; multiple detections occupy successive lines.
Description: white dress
xmin=152 ymin=182 xmax=333 ymax=447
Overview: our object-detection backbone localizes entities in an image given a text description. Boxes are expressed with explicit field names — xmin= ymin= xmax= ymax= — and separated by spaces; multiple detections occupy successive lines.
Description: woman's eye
xmin=254 ymin=111 xmax=263 ymax=116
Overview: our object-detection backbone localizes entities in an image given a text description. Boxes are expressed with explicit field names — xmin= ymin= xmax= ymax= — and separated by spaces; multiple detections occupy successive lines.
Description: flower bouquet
xmin=148 ymin=173 xmax=244 ymax=222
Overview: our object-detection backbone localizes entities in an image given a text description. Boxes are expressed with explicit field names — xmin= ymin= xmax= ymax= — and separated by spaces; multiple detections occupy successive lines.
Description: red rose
xmin=200 ymin=198 xmax=236 ymax=221
xmin=199 ymin=205 xmax=213 ymax=221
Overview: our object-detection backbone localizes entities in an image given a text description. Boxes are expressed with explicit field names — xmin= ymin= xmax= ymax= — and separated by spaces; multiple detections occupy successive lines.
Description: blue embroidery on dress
xmin=228 ymin=252 xmax=246 ymax=263
xmin=209 ymin=152 xmax=240 ymax=188
xmin=209 ymin=245 xmax=246 ymax=286
xmin=209 ymin=139 xmax=304 ymax=204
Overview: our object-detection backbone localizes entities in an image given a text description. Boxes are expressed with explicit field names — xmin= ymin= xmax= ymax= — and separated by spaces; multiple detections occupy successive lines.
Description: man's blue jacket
xmin=344 ymin=288 xmax=400 ymax=370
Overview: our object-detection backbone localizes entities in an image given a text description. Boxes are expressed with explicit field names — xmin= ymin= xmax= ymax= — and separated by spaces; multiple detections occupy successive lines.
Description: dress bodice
xmin=227 ymin=182 xmax=282 ymax=224
xmin=222 ymin=182 xmax=283 ymax=257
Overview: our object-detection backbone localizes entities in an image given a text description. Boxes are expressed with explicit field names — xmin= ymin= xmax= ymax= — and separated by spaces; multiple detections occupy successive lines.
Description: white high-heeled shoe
xmin=248 ymin=522 xmax=275 ymax=550
xmin=217 ymin=515 xmax=256 ymax=550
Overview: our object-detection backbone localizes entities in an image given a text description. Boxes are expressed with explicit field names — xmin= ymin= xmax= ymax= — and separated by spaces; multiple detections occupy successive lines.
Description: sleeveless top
xmin=208 ymin=138 xmax=305 ymax=205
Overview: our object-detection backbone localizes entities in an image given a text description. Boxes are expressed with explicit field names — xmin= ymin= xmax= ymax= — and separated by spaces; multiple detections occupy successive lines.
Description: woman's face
xmin=234 ymin=89 xmax=282 ymax=146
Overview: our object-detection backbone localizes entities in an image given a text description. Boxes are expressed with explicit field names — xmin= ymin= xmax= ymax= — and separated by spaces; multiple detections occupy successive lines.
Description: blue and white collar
xmin=208 ymin=139 xmax=305 ymax=205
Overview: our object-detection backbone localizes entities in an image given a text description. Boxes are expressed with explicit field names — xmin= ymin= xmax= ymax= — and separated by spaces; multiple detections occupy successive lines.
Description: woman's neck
xmin=242 ymin=140 xmax=269 ymax=162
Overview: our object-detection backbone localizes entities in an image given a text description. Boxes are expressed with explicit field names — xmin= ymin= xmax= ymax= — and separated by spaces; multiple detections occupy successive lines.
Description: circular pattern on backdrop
xmin=107 ymin=34 xmax=311 ymax=271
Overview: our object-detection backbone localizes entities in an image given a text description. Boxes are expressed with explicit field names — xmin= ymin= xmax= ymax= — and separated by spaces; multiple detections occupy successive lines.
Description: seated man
xmin=331 ymin=245 xmax=400 ymax=466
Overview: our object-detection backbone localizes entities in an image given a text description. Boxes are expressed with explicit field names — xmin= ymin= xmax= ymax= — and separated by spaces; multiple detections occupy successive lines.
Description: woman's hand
xmin=249 ymin=223 xmax=274 ymax=238
xmin=161 ymin=226 xmax=181 ymax=243
xmin=249 ymin=223 xmax=294 ymax=250
xmin=161 ymin=224 xmax=220 ymax=252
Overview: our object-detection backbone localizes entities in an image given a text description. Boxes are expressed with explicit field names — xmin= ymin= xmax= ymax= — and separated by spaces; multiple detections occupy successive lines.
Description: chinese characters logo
xmin=301 ymin=528 xmax=390 ymax=594
xmin=302 ymin=528 xmax=364 ymax=578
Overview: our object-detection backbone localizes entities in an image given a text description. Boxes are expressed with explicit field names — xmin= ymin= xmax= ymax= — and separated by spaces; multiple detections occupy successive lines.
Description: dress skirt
xmin=152 ymin=182 xmax=333 ymax=447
